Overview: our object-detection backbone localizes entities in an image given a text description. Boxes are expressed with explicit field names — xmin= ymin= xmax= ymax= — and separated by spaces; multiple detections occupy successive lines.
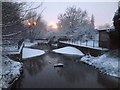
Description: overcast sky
xmin=27 ymin=1 xmax=119 ymax=27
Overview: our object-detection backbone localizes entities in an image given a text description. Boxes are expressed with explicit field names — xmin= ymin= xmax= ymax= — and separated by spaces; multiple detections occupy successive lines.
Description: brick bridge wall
xmin=58 ymin=42 xmax=109 ymax=57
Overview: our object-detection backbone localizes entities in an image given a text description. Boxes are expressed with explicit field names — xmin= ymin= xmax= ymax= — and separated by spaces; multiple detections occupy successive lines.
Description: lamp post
xmin=27 ymin=20 xmax=37 ymax=42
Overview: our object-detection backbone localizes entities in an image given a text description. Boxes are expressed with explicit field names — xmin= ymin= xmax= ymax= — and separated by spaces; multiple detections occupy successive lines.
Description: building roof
xmin=97 ymin=28 xmax=115 ymax=32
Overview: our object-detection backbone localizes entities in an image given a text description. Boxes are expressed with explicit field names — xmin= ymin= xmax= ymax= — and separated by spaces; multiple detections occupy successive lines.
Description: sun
xmin=52 ymin=24 xmax=58 ymax=29
xmin=48 ymin=22 xmax=58 ymax=29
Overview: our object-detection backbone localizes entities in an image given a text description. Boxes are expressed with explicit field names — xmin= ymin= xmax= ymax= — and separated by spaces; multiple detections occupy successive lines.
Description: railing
xmin=60 ymin=39 xmax=99 ymax=48
xmin=59 ymin=39 xmax=110 ymax=51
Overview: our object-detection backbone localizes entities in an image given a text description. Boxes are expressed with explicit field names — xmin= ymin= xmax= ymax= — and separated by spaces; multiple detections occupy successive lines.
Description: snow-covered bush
xmin=57 ymin=6 xmax=97 ymax=41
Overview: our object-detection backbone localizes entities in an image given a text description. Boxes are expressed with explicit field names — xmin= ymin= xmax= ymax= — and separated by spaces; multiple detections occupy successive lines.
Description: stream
xmin=11 ymin=44 xmax=119 ymax=88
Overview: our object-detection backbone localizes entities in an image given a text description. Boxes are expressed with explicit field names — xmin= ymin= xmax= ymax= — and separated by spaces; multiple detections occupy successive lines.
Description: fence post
xmin=86 ymin=40 xmax=88 ymax=46
xmin=77 ymin=39 xmax=78 ymax=44
xmin=93 ymin=40 xmax=94 ymax=47
xmin=79 ymin=39 xmax=80 ymax=45
xmin=80 ymin=40 xmax=81 ymax=45
xmin=18 ymin=40 xmax=20 ymax=49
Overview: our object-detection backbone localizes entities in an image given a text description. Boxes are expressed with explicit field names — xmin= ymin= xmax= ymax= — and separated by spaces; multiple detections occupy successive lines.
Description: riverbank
xmin=80 ymin=49 xmax=120 ymax=78
xmin=0 ymin=56 xmax=23 ymax=89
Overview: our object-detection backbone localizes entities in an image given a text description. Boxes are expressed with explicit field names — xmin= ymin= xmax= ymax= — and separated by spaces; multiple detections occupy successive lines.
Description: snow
xmin=1 ymin=56 xmax=22 ymax=88
xmin=24 ymin=41 xmax=38 ymax=47
xmin=60 ymin=41 xmax=108 ymax=51
xmin=54 ymin=63 xmax=64 ymax=67
xmin=80 ymin=40 xmax=99 ymax=47
xmin=24 ymin=39 xmax=49 ymax=47
xmin=2 ymin=31 xmax=21 ymax=37
xmin=0 ymin=58 xmax=2 ymax=89
xmin=3 ymin=45 xmax=18 ymax=52
xmin=6 ymin=42 xmax=24 ymax=55
xmin=80 ymin=52 xmax=120 ymax=78
xmin=53 ymin=46 xmax=84 ymax=56
xmin=22 ymin=48 xmax=45 ymax=59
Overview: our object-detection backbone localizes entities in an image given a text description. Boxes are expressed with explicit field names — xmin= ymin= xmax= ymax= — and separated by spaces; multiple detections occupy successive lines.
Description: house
xmin=98 ymin=28 xmax=119 ymax=49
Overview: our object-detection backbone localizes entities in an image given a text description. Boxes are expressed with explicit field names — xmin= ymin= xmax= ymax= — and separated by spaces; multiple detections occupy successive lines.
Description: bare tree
xmin=25 ymin=10 xmax=47 ymax=42
xmin=2 ymin=2 xmax=44 ymax=36
xmin=2 ymin=2 xmax=25 ymax=35
xmin=57 ymin=6 xmax=96 ymax=40
xmin=58 ymin=6 xmax=88 ymax=34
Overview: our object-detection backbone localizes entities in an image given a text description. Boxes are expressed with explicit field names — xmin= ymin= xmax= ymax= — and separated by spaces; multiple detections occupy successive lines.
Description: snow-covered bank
xmin=0 ymin=58 xmax=2 ymax=89
xmin=53 ymin=46 xmax=84 ymax=56
xmin=1 ymin=56 xmax=22 ymax=88
xmin=22 ymin=48 xmax=45 ymax=59
xmin=24 ymin=39 xmax=49 ymax=48
xmin=80 ymin=50 xmax=120 ymax=78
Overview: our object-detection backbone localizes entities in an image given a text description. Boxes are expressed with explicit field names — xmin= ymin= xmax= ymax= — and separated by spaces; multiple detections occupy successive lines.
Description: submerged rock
xmin=54 ymin=63 xmax=64 ymax=67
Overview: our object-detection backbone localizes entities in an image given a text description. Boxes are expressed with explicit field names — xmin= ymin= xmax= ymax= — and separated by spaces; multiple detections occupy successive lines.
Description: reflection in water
xmin=97 ymin=73 xmax=119 ymax=88
xmin=56 ymin=60 xmax=86 ymax=83
xmin=12 ymin=48 xmax=119 ymax=88
xmin=23 ymin=56 xmax=46 ymax=76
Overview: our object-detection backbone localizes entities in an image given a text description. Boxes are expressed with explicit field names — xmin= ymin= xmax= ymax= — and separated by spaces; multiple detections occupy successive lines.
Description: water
xmin=11 ymin=45 xmax=119 ymax=88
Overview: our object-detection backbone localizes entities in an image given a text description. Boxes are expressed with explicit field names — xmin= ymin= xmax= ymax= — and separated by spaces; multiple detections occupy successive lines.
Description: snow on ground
xmin=5 ymin=42 xmax=24 ymax=55
xmin=0 ymin=58 xmax=2 ymax=89
xmin=24 ymin=39 xmax=49 ymax=47
xmin=60 ymin=41 xmax=108 ymax=51
xmin=1 ymin=56 xmax=22 ymax=88
xmin=54 ymin=63 xmax=64 ymax=67
xmin=24 ymin=41 xmax=38 ymax=47
xmin=79 ymin=40 xmax=99 ymax=47
xmin=0 ymin=45 xmax=2 ymax=89
xmin=22 ymin=48 xmax=45 ymax=59
xmin=2 ymin=45 xmax=18 ymax=52
xmin=52 ymin=46 xmax=84 ymax=56
xmin=80 ymin=50 xmax=120 ymax=78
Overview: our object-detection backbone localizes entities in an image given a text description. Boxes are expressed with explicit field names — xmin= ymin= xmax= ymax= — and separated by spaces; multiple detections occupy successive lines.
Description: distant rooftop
xmin=97 ymin=28 xmax=115 ymax=32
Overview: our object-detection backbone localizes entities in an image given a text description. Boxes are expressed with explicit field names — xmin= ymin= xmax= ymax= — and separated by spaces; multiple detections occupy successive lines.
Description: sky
xmin=25 ymin=1 xmax=119 ymax=28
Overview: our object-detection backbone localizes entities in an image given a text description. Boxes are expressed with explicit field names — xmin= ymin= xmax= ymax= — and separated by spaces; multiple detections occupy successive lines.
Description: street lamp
xmin=27 ymin=20 xmax=37 ymax=42
xmin=27 ymin=20 xmax=36 ymax=27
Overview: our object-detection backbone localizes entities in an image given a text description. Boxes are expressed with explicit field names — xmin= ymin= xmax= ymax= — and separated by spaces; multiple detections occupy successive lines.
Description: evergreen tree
xmin=91 ymin=14 xmax=95 ymax=29
xmin=2 ymin=2 xmax=25 ymax=35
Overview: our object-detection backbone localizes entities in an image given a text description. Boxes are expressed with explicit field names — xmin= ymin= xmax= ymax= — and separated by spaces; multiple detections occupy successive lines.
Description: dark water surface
xmin=11 ymin=45 xmax=119 ymax=88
